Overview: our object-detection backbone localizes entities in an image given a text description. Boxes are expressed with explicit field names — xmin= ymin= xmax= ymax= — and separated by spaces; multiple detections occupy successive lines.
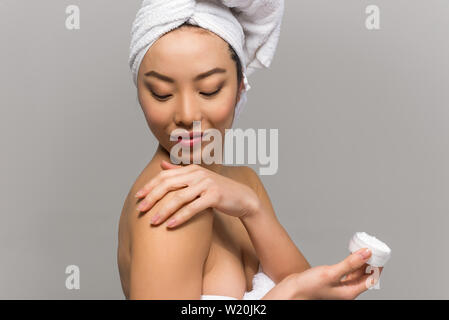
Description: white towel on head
xmin=129 ymin=0 xmax=284 ymax=125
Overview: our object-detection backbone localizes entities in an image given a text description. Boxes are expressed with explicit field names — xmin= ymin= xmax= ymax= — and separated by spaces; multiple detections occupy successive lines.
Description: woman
xmin=117 ymin=0 xmax=382 ymax=300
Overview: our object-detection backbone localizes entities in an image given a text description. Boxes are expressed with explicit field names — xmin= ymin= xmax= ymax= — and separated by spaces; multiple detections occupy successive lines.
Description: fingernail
xmin=167 ymin=219 xmax=176 ymax=227
xmin=151 ymin=214 xmax=160 ymax=224
xmin=358 ymin=248 xmax=371 ymax=260
xmin=135 ymin=191 xmax=143 ymax=198
xmin=137 ymin=201 xmax=146 ymax=211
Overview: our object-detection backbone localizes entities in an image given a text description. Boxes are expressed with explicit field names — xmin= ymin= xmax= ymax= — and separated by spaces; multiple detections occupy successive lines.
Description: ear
xmin=236 ymin=79 xmax=245 ymax=104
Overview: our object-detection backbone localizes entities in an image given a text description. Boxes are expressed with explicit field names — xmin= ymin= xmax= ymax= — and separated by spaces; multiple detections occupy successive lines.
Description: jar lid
xmin=348 ymin=232 xmax=391 ymax=267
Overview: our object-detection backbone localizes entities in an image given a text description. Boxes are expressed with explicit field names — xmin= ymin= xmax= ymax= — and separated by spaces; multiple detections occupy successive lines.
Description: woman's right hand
xmin=292 ymin=248 xmax=383 ymax=299
xmin=263 ymin=248 xmax=383 ymax=300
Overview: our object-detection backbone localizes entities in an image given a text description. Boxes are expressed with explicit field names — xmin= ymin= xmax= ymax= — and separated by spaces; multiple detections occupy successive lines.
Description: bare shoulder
xmin=119 ymin=159 xmax=160 ymax=238
xmin=120 ymin=160 xmax=215 ymax=299
xmin=121 ymin=159 xmax=161 ymax=216
xmin=122 ymin=158 xmax=215 ymax=238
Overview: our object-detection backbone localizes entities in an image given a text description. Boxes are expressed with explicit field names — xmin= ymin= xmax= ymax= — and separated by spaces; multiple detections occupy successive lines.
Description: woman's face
xmin=137 ymin=26 xmax=243 ymax=163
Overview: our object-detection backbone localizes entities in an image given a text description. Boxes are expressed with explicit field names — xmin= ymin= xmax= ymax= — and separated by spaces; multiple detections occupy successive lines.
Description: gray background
xmin=0 ymin=0 xmax=447 ymax=299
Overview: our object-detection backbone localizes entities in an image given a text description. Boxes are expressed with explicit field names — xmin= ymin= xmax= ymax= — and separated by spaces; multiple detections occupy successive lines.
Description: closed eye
xmin=200 ymin=87 xmax=222 ymax=97
xmin=151 ymin=91 xmax=172 ymax=101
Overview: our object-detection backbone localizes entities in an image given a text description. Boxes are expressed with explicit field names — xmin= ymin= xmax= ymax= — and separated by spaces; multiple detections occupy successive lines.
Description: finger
xmin=137 ymin=171 xmax=200 ymax=212
xmin=150 ymin=179 xmax=208 ymax=225
xmin=135 ymin=165 xmax=198 ymax=198
xmin=343 ymin=264 xmax=384 ymax=284
xmin=165 ymin=193 xmax=214 ymax=228
xmin=331 ymin=267 xmax=380 ymax=299
xmin=161 ymin=159 xmax=183 ymax=170
xmin=340 ymin=263 xmax=369 ymax=282
xmin=135 ymin=166 xmax=193 ymax=198
xmin=330 ymin=248 xmax=372 ymax=282
xmin=344 ymin=269 xmax=381 ymax=299
xmin=358 ymin=266 xmax=383 ymax=288
xmin=329 ymin=272 xmax=372 ymax=300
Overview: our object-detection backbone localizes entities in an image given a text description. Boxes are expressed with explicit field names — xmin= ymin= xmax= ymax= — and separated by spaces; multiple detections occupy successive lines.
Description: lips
xmin=177 ymin=131 xmax=204 ymax=140
xmin=176 ymin=132 xmax=203 ymax=148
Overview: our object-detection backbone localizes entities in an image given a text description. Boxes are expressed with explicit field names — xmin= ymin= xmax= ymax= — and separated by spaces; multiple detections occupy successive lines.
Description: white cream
xmin=348 ymin=232 xmax=391 ymax=267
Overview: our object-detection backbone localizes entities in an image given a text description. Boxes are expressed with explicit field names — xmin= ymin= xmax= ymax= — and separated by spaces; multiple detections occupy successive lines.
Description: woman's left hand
xmin=134 ymin=160 xmax=260 ymax=228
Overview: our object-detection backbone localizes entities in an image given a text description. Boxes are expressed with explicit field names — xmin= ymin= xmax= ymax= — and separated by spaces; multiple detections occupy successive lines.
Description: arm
xmin=260 ymin=273 xmax=299 ymax=300
xmin=259 ymin=248 xmax=379 ymax=300
xmin=131 ymin=162 xmax=310 ymax=285
xmin=128 ymin=192 xmax=214 ymax=299
xmin=241 ymin=167 xmax=311 ymax=284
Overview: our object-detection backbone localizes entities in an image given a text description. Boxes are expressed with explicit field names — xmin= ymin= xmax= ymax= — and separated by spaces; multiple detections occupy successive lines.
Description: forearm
xmin=240 ymin=204 xmax=311 ymax=284
xmin=260 ymin=273 xmax=302 ymax=300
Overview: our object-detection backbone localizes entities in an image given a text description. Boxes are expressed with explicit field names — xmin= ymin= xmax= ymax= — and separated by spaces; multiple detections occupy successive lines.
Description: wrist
xmin=288 ymin=273 xmax=311 ymax=300
xmin=277 ymin=273 xmax=309 ymax=300
xmin=241 ymin=188 xmax=263 ymax=222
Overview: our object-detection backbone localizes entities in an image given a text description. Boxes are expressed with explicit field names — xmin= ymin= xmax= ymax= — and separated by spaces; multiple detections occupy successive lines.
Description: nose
xmin=174 ymin=91 xmax=202 ymax=128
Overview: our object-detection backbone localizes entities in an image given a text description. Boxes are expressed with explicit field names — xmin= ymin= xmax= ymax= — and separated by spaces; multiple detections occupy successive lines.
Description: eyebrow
xmin=144 ymin=68 xmax=226 ymax=82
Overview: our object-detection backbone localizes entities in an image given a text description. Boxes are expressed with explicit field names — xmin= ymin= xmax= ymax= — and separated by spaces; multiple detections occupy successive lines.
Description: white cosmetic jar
xmin=348 ymin=232 xmax=391 ymax=267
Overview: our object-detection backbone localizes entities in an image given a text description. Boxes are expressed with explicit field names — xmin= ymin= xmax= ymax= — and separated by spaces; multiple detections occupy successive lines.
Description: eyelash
xmin=200 ymin=87 xmax=222 ymax=97
xmin=150 ymin=87 xmax=222 ymax=101
xmin=151 ymin=91 xmax=172 ymax=101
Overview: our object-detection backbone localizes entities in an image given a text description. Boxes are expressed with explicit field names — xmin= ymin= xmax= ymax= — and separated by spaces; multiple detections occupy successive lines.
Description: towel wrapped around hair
xmin=129 ymin=0 xmax=284 ymax=124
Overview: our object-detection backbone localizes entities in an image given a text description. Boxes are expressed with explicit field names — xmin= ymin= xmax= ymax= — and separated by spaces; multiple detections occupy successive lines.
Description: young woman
xmin=117 ymin=2 xmax=382 ymax=300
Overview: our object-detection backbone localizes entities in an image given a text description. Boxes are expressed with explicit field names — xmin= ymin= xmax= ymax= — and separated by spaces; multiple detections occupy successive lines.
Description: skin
xmin=117 ymin=25 xmax=383 ymax=300
xmin=136 ymin=24 xmax=242 ymax=171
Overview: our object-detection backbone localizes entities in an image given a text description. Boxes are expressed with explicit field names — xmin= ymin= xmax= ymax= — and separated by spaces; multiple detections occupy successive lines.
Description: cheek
xmin=138 ymin=91 xmax=171 ymax=131
xmin=204 ymin=93 xmax=236 ymax=125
